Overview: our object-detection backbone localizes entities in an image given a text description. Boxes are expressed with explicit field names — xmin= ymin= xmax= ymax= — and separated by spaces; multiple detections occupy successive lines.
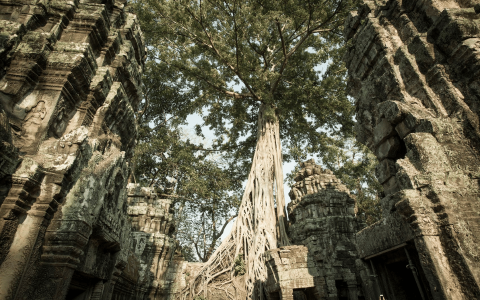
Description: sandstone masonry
xmin=265 ymin=160 xmax=362 ymax=300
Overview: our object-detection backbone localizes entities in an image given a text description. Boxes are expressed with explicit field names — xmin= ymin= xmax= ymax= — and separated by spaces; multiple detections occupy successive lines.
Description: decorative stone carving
xmin=125 ymin=183 xmax=188 ymax=300
xmin=345 ymin=1 xmax=480 ymax=299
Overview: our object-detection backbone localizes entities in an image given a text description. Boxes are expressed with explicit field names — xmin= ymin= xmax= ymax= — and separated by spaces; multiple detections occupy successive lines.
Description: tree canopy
xmin=134 ymin=0 xmax=356 ymax=172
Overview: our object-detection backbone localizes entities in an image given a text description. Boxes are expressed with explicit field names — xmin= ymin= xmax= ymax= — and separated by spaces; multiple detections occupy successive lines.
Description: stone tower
xmin=345 ymin=1 xmax=480 ymax=299
xmin=265 ymin=160 xmax=362 ymax=300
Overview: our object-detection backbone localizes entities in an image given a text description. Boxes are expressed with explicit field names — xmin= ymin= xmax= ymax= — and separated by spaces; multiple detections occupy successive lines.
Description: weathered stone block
xmin=375 ymin=158 xmax=396 ymax=184
xmin=374 ymin=118 xmax=396 ymax=146
xmin=376 ymin=136 xmax=402 ymax=159
xmin=347 ymin=0 xmax=480 ymax=299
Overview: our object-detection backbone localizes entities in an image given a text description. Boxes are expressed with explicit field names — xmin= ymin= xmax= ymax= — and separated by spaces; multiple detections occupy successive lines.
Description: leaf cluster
xmin=133 ymin=54 xmax=242 ymax=261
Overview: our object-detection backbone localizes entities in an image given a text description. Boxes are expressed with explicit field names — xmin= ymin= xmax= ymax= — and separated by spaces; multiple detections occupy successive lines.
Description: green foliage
xmin=132 ymin=0 xmax=359 ymax=176
xmin=320 ymin=138 xmax=382 ymax=225
xmin=131 ymin=0 xmax=379 ymax=256
xmin=234 ymin=254 xmax=246 ymax=276
xmin=132 ymin=46 xmax=241 ymax=262
xmin=180 ymin=245 xmax=198 ymax=262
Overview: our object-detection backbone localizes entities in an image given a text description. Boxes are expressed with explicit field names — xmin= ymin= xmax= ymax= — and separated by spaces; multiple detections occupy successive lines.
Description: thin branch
xmin=183 ymin=4 xmax=261 ymax=102
xmin=276 ymin=20 xmax=287 ymax=58
xmin=161 ymin=58 xmax=252 ymax=99
xmin=137 ymin=88 xmax=150 ymax=124
xmin=270 ymin=0 xmax=344 ymax=95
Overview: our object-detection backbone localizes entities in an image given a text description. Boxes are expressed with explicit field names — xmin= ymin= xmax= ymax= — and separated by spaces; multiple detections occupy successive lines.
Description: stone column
xmin=102 ymin=266 xmax=123 ymax=300
xmin=0 ymin=176 xmax=64 ymax=300
xmin=90 ymin=281 xmax=105 ymax=300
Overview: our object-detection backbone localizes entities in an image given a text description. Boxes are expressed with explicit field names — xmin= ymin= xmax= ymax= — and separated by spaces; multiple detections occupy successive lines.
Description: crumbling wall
xmin=287 ymin=160 xmax=361 ymax=300
xmin=345 ymin=0 xmax=480 ymax=299
xmin=0 ymin=0 xmax=147 ymax=299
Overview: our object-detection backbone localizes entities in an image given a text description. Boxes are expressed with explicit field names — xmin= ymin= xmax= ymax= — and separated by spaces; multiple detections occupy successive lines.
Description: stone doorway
xmin=385 ymin=259 xmax=422 ymax=299
xmin=335 ymin=280 xmax=349 ymax=300
xmin=65 ymin=271 xmax=97 ymax=300
xmin=293 ymin=287 xmax=319 ymax=300
xmin=368 ymin=245 xmax=432 ymax=300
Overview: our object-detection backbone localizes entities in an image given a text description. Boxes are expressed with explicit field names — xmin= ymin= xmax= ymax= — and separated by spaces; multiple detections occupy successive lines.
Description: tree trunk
xmin=178 ymin=104 xmax=289 ymax=300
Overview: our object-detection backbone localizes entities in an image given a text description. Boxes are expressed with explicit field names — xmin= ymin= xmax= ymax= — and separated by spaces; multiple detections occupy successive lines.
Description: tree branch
xmin=161 ymin=58 xmax=252 ymax=99
xmin=270 ymin=0 xmax=344 ymax=95
xmin=182 ymin=3 xmax=261 ymax=102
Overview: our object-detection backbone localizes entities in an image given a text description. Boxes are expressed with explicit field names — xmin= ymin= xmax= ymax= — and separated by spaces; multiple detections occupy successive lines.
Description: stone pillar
xmin=347 ymin=282 xmax=358 ymax=300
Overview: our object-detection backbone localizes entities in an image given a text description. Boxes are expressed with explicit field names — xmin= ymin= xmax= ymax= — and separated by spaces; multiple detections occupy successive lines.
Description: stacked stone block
xmin=126 ymin=183 xmax=188 ymax=300
xmin=265 ymin=246 xmax=324 ymax=300
xmin=345 ymin=0 xmax=480 ymax=299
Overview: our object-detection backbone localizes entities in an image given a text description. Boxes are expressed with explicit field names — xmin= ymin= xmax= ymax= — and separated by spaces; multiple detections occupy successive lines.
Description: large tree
xmin=134 ymin=0 xmax=357 ymax=299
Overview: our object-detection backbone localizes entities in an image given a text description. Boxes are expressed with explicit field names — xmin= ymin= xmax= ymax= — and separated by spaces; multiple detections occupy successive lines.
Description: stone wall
xmin=265 ymin=160 xmax=362 ymax=300
xmin=0 ymin=0 xmax=154 ymax=299
xmin=345 ymin=0 xmax=480 ymax=299
xmin=265 ymin=245 xmax=324 ymax=300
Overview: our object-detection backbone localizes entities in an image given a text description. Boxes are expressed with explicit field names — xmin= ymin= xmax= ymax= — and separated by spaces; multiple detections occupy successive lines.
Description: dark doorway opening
xmin=385 ymin=259 xmax=423 ymax=300
xmin=370 ymin=245 xmax=433 ymax=300
xmin=335 ymin=280 xmax=349 ymax=300
xmin=269 ymin=291 xmax=281 ymax=300
xmin=65 ymin=271 xmax=97 ymax=300
xmin=293 ymin=287 xmax=320 ymax=300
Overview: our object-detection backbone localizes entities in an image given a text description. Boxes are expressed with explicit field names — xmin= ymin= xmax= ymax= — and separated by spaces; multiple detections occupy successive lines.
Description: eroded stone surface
xmin=126 ymin=183 xmax=187 ymax=300
xmin=0 ymin=1 xmax=183 ymax=299
xmin=346 ymin=0 xmax=480 ymax=299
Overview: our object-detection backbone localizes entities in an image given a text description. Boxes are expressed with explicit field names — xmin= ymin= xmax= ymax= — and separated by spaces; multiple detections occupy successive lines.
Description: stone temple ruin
xmin=265 ymin=0 xmax=480 ymax=299
xmin=1 ymin=0 xmax=480 ymax=299
xmin=344 ymin=0 xmax=480 ymax=299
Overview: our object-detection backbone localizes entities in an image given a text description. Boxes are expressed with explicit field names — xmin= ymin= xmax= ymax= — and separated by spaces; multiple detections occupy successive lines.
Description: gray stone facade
xmin=0 ymin=1 xmax=185 ymax=299
xmin=126 ymin=184 xmax=188 ymax=300
xmin=345 ymin=0 xmax=480 ymax=299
